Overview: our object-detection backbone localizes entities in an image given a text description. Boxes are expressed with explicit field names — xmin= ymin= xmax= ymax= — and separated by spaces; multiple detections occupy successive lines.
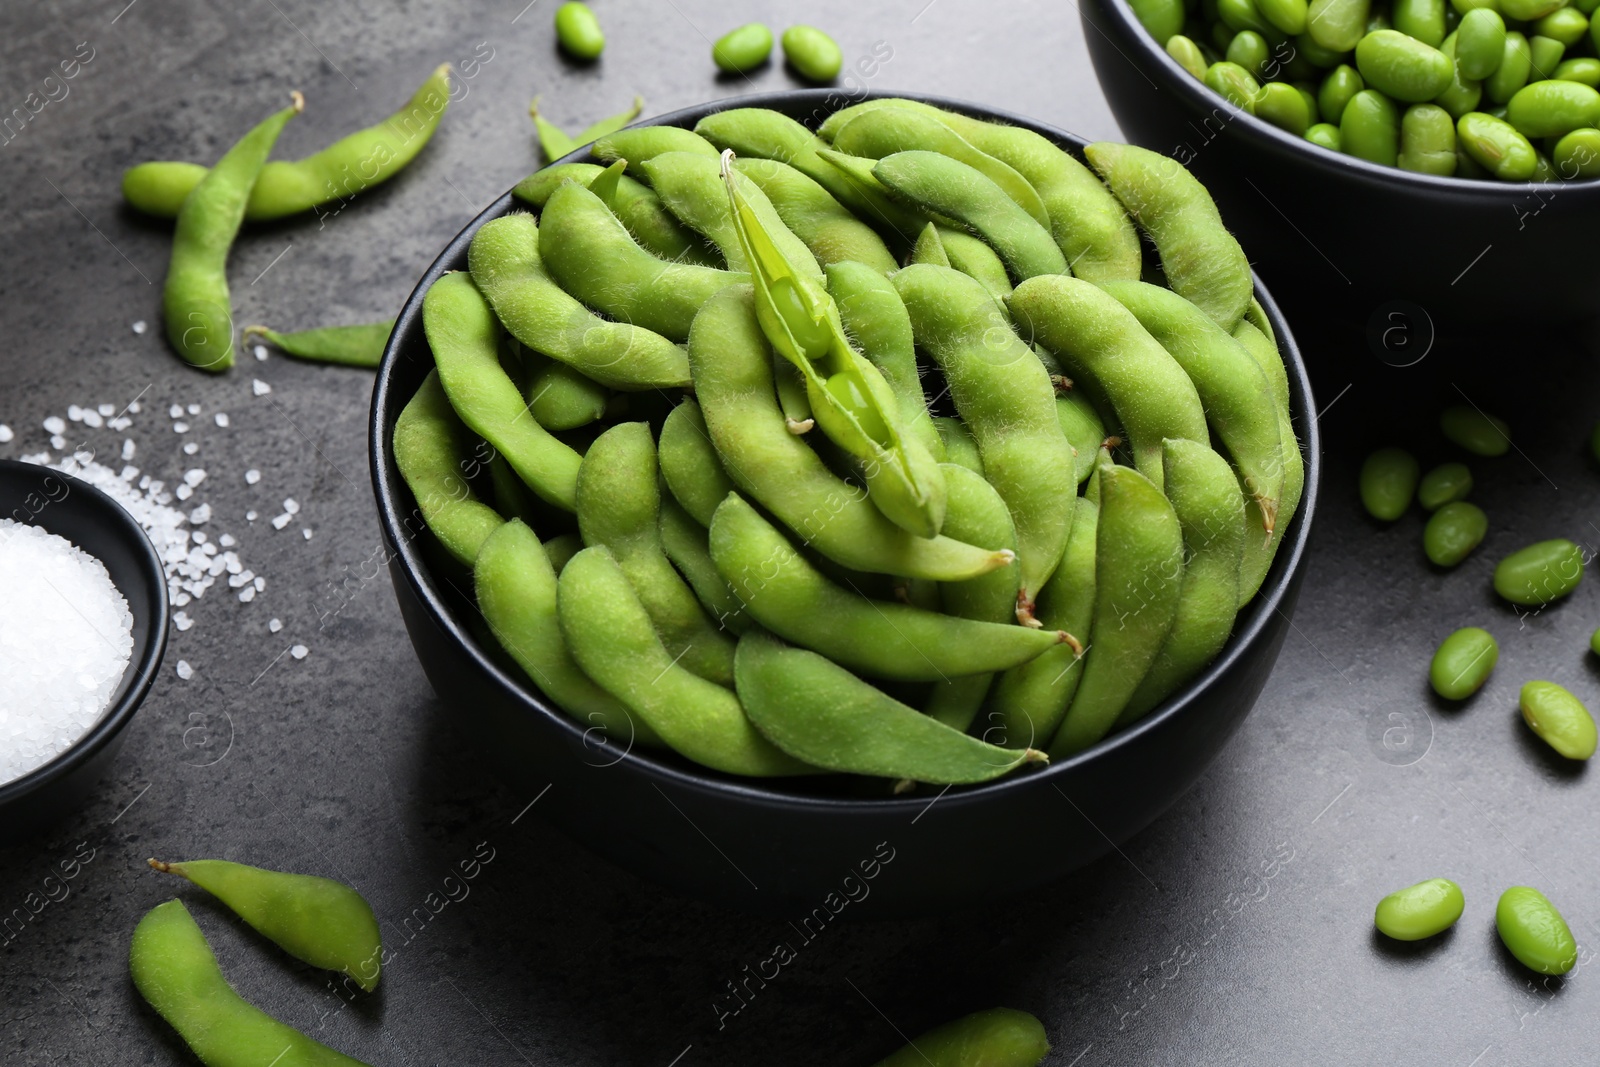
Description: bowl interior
xmin=0 ymin=459 xmax=168 ymax=801
xmin=369 ymin=88 xmax=1321 ymax=810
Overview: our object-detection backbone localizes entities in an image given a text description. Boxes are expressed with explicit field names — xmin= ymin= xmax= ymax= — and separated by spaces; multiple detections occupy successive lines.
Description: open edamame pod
xmin=124 ymin=65 xmax=449 ymax=221
xmin=732 ymin=156 xmax=898 ymax=273
xmin=869 ymin=1007 xmax=1052 ymax=1067
xmin=723 ymin=151 xmax=948 ymax=540
xmin=130 ymin=900 xmax=374 ymax=1067
xmin=1009 ymin=274 xmax=1208 ymax=491
xmin=425 ymin=272 xmax=581 ymax=510
xmin=467 ymin=213 xmax=691 ymax=389
xmin=644 ymin=151 xmax=823 ymax=277
xmin=537 ymin=180 xmax=747 ymax=343
xmin=709 ymin=494 xmax=1074 ymax=681
xmin=576 ymin=422 xmax=736 ymax=685
xmin=393 ymin=372 xmax=505 ymax=566
xmin=734 ymin=634 xmax=1046 ymax=784
xmin=512 ymin=162 xmax=719 ymax=265
xmin=686 ymin=285 xmax=1008 ymax=582
xmin=1119 ymin=438 xmax=1247 ymax=724
xmin=148 ymin=858 xmax=382 ymax=991
xmin=894 ymin=265 xmax=1078 ymax=623
xmin=557 ymin=546 xmax=813 ymax=776
xmin=164 ymin=92 xmax=302 ymax=372
xmin=1102 ymin=280 xmax=1285 ymax=530
xmin=1053 ymin=457 xmax=1185 ymax=756
xmin=1084 ymin=142 xmax=1253 ymax=330
xmin=242 ymin=320 xmax=393 ymax=369
xmin=476 ymin=520 xmax=663 ymax=745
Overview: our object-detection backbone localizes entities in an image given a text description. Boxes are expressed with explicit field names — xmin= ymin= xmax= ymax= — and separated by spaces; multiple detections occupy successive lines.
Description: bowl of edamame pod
xmin=1082 ymin=0 xmax=1600 ymax=326
xmin=369 ymin=89 xmax=1320 ymax=916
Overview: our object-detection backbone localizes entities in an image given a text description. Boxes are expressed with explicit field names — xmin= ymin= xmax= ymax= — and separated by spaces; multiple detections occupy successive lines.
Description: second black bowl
xmin=370 ymin=89 xmax=1322 ymax=918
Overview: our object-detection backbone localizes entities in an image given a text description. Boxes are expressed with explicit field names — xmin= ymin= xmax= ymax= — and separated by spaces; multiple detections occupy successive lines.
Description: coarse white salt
xmin=97 ymin=404 xmax=114 ymax=418
xmin=184 ymin=469 xmax=206 ymax=487
xmin=283 ymin=498 xmax=299 ymax=515
xmin=42 ymin=416 xmax=65 ymax=434
xmin=182 ymin=442 xmax=198 ymax=455
xmin=253 ymin=576 xmax=265 ymax=592
xmin=82 ymin=411 xmax=102 ymax=429
xmin=175 ymin=484 xmax=193 ymax=501
xmin=176 ymin=660 xmax=193 ymax=680
xmin=169 ymin=405 xmax=183 ymax=419
xmin=245 ymin=470 xmax=261 ymax=485
xmin=174 ymin=611 xmax=192 ymax=632
xmin=122 ymin=440 xmax=135 ymax=460
xmin=128 ymin=401 xmax=141 ymax=414
xmin=173 ymin=422 xmax=189 ymax=434
xmin=252 ymin=380 xmax=271 ymax=396
xmin=219 ymin=534 xmax=235 ymax=547
xmin=186 ymin=404 xmax=200 ymax=416
xmin=302 ymin=529 xmax=312 ymax=541
xmin=268 ymin=618 xmax=282 ymax=633
xmin=132 ymin=320 xmax=147 ymax=335
xmin=270 ymin=513 xmax=292 ymax=530
xmin=253 ymin=345 xmax=268 ymax=361
xmin=290 ymin=645 xmax=308 ymax=660
xmin=238 ymin=587 xmax=256 ymax=603
xmin=189 ymin=503 xmax=211 ymax=525
xmin=0 ymin=425 xmax=12 ymax=443
xmin=49 ymin=435 xmax=66 ymax=450
xmin=215 ymin=413 xmax=230 ymax=428
xmin=67 ymin=405 xmax=83 ymax=422
xmin=0 ymin=520 xmax=133 ymax=785
xmin=246 ymin=510 xmax=258 ymax=521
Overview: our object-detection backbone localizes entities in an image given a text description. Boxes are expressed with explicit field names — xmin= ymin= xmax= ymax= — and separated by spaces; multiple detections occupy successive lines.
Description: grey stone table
xmin=2 ymin=1 xmax=1597 ymax=1063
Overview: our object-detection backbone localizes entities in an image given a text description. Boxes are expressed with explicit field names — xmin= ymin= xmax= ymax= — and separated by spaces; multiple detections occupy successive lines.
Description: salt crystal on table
xmin=189 ymin=504 xmax=211 ymax=525
xmin=132 ymin=320 xmax=147 ymax=334
xmin=302 ymin=529 xmax=312 ymax=541
xmin=246 ymin=511 xmax=258 ymax=521
xmin=253 ymin=576 xmax=265 ymax=592
xmin=192 ymin=531 xmax=207 ymax=544
xmin=252 ymin=380 xmax=271 ymax=396
xmin=173 ymin=422 xmax=188 ymax=433
xmin=0 ymin=425 xmax=12 ymax=443
xmin=253 ymin=345 xmax=267 ymax=361
xmin=98 ymin=404 xmax=114 ymax=417
xmin=67 ymin=405 xmax=83 ymax=422
xmin=245 ymin=470 xmax=261 ymax=485
xmin=184 ymin=470 xmax=206 ymax=487
xmin=176 ymin=660 xmax=193 ymax=680
xmin=219 ymin=534 xmax=235 ymax=547
xmin=43 ymin=416 xmax=65 ymax=434
xmin=268 ymin=618 xmax=282 ymax=633
xmin=122 ymin=440 xmax=135 ymax=460
xmin=283 ymin=498 xmax=299 ymax=515
xmin=128 ymin=401 xmax=141 ymax=413
xmin=290 ymin=645 xmax=308 ymax=660
xmin=187 ymin=404 xmax=200 ymax=415
xmin=271 ymin=514 xmax=292 ymax=530
xmin=238 ymin=587 xmax=255 ymax=603
xmin=182 ymin=443 xmax=198 ymax=455
xmin=0 ymin=521 xmax=133 ymax=785
xmin=82 ymin=411 xmax=102 ymax=429
xmin=215 ymin=413 xmax=229 ymax=428
xmin=174 ymin=611 xmax=192 ymax=632
xmin=169 ymin=405 xmax=183 ymax=419
xmin=50 ymin=435 xmax=65 ymax=450
xmin=175 ymin=485 xmax=193 ymax=501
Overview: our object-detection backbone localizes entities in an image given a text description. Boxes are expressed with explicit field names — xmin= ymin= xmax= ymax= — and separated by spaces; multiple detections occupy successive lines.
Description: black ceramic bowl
xmin=1081 ymin=0 xmax=1600 ymax=330
xmin=0 ymin=459 xmax=168 ymax=841
xmin=370 ymin=89 xmax=1321 ymax=918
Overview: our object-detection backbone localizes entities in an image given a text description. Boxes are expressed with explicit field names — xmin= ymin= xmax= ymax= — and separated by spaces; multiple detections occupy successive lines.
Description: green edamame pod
xmin=512 ymin=162 xmax=718 ymax=265
xmin=1307 ymin=0 xmax=1371 ymax=50
xmin=1206 ymin=60 xmax=1266 ymax=112
xmin=1486 ymin=32 xmax=1534 ymax=103
xmin=530 ymin=97 xmax=580 ymax=162
xmin=576 ymin=422 xmax=736 ymax=685
xmin=1359 ymin=446 xmax=1419 ymax=520
xmin=538 ymin=181 xmax=746 ymax=342
xmin=488 ymin=452 xmax=541 ymax=526
xmin=554 ymin=1 xmax=604 ymax=58
xmin=1053 ymin=458 xmax=1185 ymax=755
xmin=131 ymin=900 xmax=373 ymax=1067
xmin=710 ymin=494 xmax=1072 ymax=681
xmin=872 ymin=151 xmax=1068 ymax=279
xmin=934 ymin=416 xmax=985 ymax=476
xmin=123 ymin=67 xmax=448 ymax=221
xmin=559 ymin=546 xmax=810 ymax=776
xmin=1399 ymin=103 xmax=1460 ymax=173
xmin=1340 ymin=89 xmax=1401 ymax=164
xmin=1355 ymin=32 xmax=1453 ymax=103
xmin=524 ymin=358 xmax=607 ymax=430
xmin=658 ymin=400 xmax=737 ymax=527
xmin=1260 ymin=0 xmax=1313 ymax=33
xmin=393 ymin=372 xmax=504 ymax=565
xmin=591 ymin=125 xmax=719 ymax=175
xmin=1506 ymin=78 xmax=1600 ymax=135
xmin=870 ymin=1008 xmax=1051 ymax=1067
xmin=1437 ymin=33 xmax=1488 ymax=117
xmin=831 ymin=107 xmax=1052 ymax=229
xmin=1102 ymin=280 xmax=1285 ymax=529
xmin=659 ymin=497 xmax=752 ymax=635
xmin=687 ymin=285 xmax=1009 ymax=581
xmin=543 ymin=533 xmax=583 ymax=573
xmin=990 ymin=492 xmax=1098 ymax=750
xmin=1531 ymin=680 xmax=1586 ymax=772
xmin=1257 ymin=81 xmax=1315 ymax=133
xmin=148 ymin=858 xmax=381 ymax=990
xmin=723 ymin=152 xmax=948 ymax=539
xmin=1458 ymin=8 xmax=1510 ymax=77
xmin=1228 ymin=314 xmax=1302 ymax=605
xmin=1319 ymin=64 xmax=1366 ymax=124
xmin=827 ymin=259 xmax=945 ymax=463
xmin=781 ymin=25 xmax=844 ymax=82
xmin=1010 ymin=275 xmax=1209 ymax=491
xmin=734 ymin=635 xmax=1046 ymax=784
xmin=643 ymin=150 xmax=822 ymax=277
xmin=733 ymin=156 xmax=897 ymax=272
xmin=1306 ymin=121 xmax=1344 ymax=149
xmin=242 ymin=320 xmax=392 ymax=369
xmin=425 ymin=272 xmax=581 ymax=510
xmin=1084 ymin=142 xmax=1253 ymax=330
xmin=1374 ymin=878 xmax=1465 ymax=940
xmin=1133 ymin=0 xmax=1189 ymax=38
xmin=468 ymin=214 xmax=692 ymax=390
xmin=1459 ymin=110 xmax=1540 ymax=176
xmin=713 ymin=22 xmax=774 ymax=73
xmin=1494 ymin=538 xmax=1585 ymax=605
xmin=935 ymin=226 xmax=1015 ymax=302
xmin=476 ymin=520 xmax=662 ymax=743
xmin=1057 ymin=389 xmax=1107 ymax=484
xmin=1553 ymin=125 xmax=1600 ymax=175
xmin=1418 ymin=462 xmax=1473 ymax=508
xmin=1397 ymin=0 xmax=1451 ymax=42
xmin=1168 ymin=33 xmax=1212 ymax=77
xmin=1423 ymin=500 xmax=1487 ymax=566
xmin=894 ymin=266 xmax=1078 ymax=620
xmin=1429 ymin=625 xmax=1498 ymax=699
xmin=1497 ymin=887 xmax=1579 ymax=975
xmin=1120 ymin=439 xmax=1247 ymax=723
xmin=163 ymin=93 xmax=302 ymax=372
xmin=911 ymin=221 xmax=952 ymax=267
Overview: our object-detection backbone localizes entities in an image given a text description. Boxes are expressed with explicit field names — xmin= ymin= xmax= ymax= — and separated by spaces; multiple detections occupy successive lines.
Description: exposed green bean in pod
xmin=713 ymin=22 xmax=773 ymax=72
xmin=554 ymin=2 xmax=605 ymax=59
xmin=1440 ymin=404 xmax=1510 ymax=455
xmin=1359 ymin=446 xmax=1419 ymax=521
xmin=1424 ymin=501 xmax=1488 ymax=566
xmin=1374 ymin=878 xmax=1465 ymax=940
xmin=1493 ymin=538 xmax=1585 ymax=605
xmin=1520 ymin=680 xmax=1597 ymax=759
xmin=1429 ymin=626 xmax=1498 ymax=699
xmin=1417 ymin=462 xmax=1473 ymax=509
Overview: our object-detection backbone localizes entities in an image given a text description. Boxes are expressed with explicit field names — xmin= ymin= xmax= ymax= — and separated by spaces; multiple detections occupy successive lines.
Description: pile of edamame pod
xmin=1132 ymin=0 xmax=1600 ymax=179
xmin=394 ymin=98 xmax=1304 ymax=788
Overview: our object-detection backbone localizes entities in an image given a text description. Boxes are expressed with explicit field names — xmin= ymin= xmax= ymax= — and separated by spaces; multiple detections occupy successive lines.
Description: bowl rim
xmin=369 ymin=87 xmax=1322 ymax=815
xmin=1091 ymin=0 xmax=1600 ymax=197
xmin=0 ymin=457 xmax=169 ymax=805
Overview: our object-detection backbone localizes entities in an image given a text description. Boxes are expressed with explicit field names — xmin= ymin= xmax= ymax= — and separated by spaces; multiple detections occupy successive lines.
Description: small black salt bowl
xmin=0 ymin=459 xmax=168 ymax=841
